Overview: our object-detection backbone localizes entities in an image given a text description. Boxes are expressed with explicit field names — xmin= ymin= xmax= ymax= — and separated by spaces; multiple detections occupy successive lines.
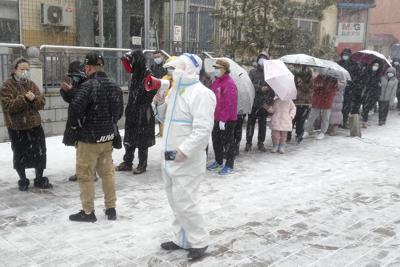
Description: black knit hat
xmin=68 ymin=60 xmax=84 ymax=74
xmin=342 ymin=48 xmax=352 ymax=55
xmin=84 ymin=51 xmax=104 ymax=66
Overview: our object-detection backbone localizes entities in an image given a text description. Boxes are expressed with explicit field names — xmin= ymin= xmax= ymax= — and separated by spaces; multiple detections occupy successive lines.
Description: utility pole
xmin=144 ymin=0 xmax=150 ymax=49
xmin=169 ymin=0 xmax=175 ymax=54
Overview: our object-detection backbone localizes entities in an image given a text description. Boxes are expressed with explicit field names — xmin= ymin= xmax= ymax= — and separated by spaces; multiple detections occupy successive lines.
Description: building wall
xmin=20 ymin=0 xmax=77 ymax=46
xmin=319 ymin=5 xmax=337 ymax=46
xmin=368 ymin=0 xmax=400 ymax=41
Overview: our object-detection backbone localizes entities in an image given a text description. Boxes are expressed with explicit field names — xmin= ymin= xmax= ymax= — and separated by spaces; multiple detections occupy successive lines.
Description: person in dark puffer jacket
xmin=69 ymin=52 xmax=123 ymax=223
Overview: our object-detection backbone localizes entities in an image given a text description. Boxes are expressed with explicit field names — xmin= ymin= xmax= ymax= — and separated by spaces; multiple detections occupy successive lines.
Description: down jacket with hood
xmin=380 ymin=67 xmax=398 ymax=103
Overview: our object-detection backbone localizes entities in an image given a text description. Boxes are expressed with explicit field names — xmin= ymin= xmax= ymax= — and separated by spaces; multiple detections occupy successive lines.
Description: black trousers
xmin=289 ymin=105 xmax=311 ymax=140
xmin=246 ymin=106 xmax=267 ymax=145
xmin=123 ymin=145 xmax=148 ymax=167
xmin=342 ymin=86 xmax=352 ymax=124
xmin=212 ymin=121 xmax=237 ymax=168
xmin=234 ymin=114 xmax=246 ymax=151
xmin=361 ymin=89 xmax=380 ymax=122
xmin=379 ymin=101 xmax=390 ymax=123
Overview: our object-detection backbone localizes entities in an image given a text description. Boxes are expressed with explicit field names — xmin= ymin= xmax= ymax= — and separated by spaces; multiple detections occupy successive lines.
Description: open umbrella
xmin=204 ymin=58 xmax=255 ymax=114
xmin=264 ymin=60 xmax=297 ymax=100
xmin=351 ymin=50 xmax=391 ymax=75
xmin=316 ymin=59 xmax=351 ymax=82
xmin=280 ymin=54 xmax=324 ymax=67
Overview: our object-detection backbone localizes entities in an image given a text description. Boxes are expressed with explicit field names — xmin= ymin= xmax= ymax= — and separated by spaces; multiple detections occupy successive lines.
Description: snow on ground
xmin=1 ymin=112 xmax=400 ymax=267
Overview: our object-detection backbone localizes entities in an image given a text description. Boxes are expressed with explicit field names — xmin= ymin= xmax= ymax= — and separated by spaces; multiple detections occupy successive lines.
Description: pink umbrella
xmin=264 ymin=60 xmax=297 ymax=101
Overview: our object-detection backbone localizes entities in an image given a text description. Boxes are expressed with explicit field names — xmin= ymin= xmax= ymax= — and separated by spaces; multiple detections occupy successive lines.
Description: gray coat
xmin=380 ymin=67 xmax=398 ymax=103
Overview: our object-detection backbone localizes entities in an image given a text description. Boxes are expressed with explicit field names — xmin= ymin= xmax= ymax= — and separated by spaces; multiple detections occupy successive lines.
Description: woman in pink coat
xmin=267 ymin=98 xmax=296 ymax=153
xmin=207 ymin=59 xmax=238 ymax=175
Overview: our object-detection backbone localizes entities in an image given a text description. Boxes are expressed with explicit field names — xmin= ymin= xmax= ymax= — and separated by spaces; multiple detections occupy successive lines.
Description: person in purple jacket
xmin=207 ymin=59 xmax=238 ymax=175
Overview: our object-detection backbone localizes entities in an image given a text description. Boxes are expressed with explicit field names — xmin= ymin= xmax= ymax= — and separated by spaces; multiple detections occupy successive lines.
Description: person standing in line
xmin=207 ymin=59 xmax=238 ymax=175
xmin=379 ymin=67 xmax=398 ymax=125
xmin=153 ymin=53 xmax=216 ymax=261
xmin=267 ymin=98 xmax=296 ymax=153
xmin=288 ymin=65 xmax=313 ymax=144
xmin=115 ymin=50 xmax=156 ymax=175
xmin=245 ymin=52 xmax=275 ymax=152
xmin=328 ymin=79 xmax=346 ymax=136
xmin=304 ymin=74 xmax=338 ymax=140
xmin=68 ymin=52 xmax=123 ymax=222
xmin=0 ymin=58 xmax=51 ymax=191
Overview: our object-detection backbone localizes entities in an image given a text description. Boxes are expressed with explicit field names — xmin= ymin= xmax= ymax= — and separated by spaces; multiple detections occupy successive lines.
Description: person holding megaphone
xmin=116 ymin=50 xmax=156 ymax=175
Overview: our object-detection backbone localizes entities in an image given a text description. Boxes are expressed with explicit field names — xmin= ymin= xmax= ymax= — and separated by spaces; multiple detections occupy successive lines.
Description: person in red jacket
xmin=304 ymin=74 xmax=338 ymax=140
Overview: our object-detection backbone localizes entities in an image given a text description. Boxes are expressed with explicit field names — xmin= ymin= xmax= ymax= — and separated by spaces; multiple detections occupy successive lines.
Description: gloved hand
xmin=219 ymin=121 xmax=226 ymax=130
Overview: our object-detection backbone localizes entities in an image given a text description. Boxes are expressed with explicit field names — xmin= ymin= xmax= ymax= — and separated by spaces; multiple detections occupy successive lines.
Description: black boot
xmin=105 ymin=208 xmax=117 ymax=220
xmin=187 ymin=246 xmax=208 ymax=261
xmin=160 ymin=241 xmax=183 ymax=251
xmin=115 ymin=162 xmax=133 ymax=171
xmin=244 ymin=143 xmax=252 ymax=152
xmin=257 ymin=143 xmax=267 ymax=152
xmin=133 ymin=165 xmax=147 ymax=175
xmin=69 ymin=210 xmax=97 ymax=222
xmin=18 ymin=179 xmax=30 ymax=191
xmin=34 ymin=177 xmax=53 ymax=189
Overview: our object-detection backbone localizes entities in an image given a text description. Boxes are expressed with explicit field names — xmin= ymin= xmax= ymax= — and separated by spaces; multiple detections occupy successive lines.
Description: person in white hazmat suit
xmin=153 ymin=53 xmax=216 ymax=261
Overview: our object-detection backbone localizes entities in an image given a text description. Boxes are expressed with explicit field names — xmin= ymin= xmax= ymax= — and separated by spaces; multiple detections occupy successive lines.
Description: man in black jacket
xmin=245 ymin=52 xmax=275 ymax=152
xmin=150 ymin=50 xmax=167 ymax=78
xmin=69 ymin=52 xmax=124 ymax=223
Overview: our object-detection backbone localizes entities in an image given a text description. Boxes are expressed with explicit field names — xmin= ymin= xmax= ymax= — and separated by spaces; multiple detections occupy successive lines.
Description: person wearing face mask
xmin=153 ymin=53 xmax=216 ymax=260
xmin=0 ymin=58 xmax=51 ymax=191
xmin=245 ymin=52 xmax=275 ymax=152
xmin=150 ymin=50 xmax=167 ymax=79
xmin=392 ymin=58 xmax=400 ymax=110
xmin=337 ymin=48 xmax=363 ymax=128
xmin=360 ymin=60 xmax=383 ymax=128
xmin=378 ymin=67 xmax=398 ymax=125
xmin=207 ymin=59 xmax=238 ymax=175
xmin=115 ymin=50 xmax=156 ymax=175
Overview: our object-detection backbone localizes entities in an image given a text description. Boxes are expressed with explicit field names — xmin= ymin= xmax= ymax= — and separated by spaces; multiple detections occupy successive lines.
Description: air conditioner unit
xmin=40 ymin=3 xmax=73 ymax=27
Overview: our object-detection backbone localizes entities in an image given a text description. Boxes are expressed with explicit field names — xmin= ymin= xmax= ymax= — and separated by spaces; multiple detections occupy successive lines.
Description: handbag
xmin=112 ymin=123 xmax=122 ymax=149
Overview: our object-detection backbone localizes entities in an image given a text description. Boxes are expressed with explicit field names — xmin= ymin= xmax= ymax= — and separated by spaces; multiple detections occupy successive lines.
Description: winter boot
xmin=133 ymin=165 xmax=146 ymax=175
xmin=105 ymin=208 xmax=117 ymax=220
xmin=296 ymin=136 xmax=303 ymax=144
xmin=327 ymin=125 xmax=338 ymax=136
xmin=187 ymin=246 xmax=208 ymax=261
xmin=34 ymin=177 xmax=53 ymax=189
xmin=68 ymin=174 xmax=77 ymax=182
xmin=257 ymin=143 xmax=267 ymax=152
xmin=349 ymin=114 xmax=362 ymax=137
xmin=207 ymin=161 xmax=223 ymax=171
xmin=161 ymin=241 xmax=183 ymax=251
xmin=271 ymin=144 xmax=279 ymax=153
xmin=278 ymin=144 xmax=286 ymax=154
xmin=115 ymin=162 xmax=133 ymax=172
xmin=69 ymin=210 xmax=97 ymax=223
xmin=244 ymin=143 xmax=252 ymax=152
xmin=18 ymin=179 xmax=30 ymax=191
xmin=361 ymin=121 xmax=368 ymax=129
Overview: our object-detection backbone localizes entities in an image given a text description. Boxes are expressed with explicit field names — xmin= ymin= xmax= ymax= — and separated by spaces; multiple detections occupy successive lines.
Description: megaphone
xmin=120 ymin=52 xmax=134 ymax=73
xmin=144 ymin=75 xmax=171 ymax=96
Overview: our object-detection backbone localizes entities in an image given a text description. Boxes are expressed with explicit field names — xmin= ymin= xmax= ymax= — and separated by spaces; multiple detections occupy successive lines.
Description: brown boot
xmin=133 ymin=165 xmax=146 ymax=175
xmin=68 ymin=174 xmax=77 ymax=181
xmin=328 ymin=125 xmax=338 ymax=136
xmin=257 ymin=143 xmax=267 ymax=152
xmin=115 ymin=162 xmax=133 ymax=171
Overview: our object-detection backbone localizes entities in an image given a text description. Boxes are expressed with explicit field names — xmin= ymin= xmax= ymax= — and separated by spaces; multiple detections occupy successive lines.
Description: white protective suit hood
xmin=166 ymin=53 xmax=202 ymax=85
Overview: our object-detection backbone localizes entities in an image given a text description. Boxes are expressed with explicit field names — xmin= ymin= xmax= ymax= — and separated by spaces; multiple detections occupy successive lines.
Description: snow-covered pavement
xmin=1 ymin=112 xmax=400 ymax=267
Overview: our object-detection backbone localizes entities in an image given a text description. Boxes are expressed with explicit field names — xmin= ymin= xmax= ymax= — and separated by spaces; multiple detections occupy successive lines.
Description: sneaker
xmin=278 ymin=144 xmax=286 ymax=154
xmin=257 ymin=143 xmax=267 ymax=152
xmin=133 ymin=165 xmax=146 ymax=175
xmin=115 ymin=162 xmax=133 ymax=172
xmin=105 ymin=208 xmax=117 ymax=220
xmin=69 ymin=210 xmax=97 ymax=223
xmin=244 ymin=143 xmax=252 ymax=152
xmin=316 ymin=133 xmax=325 ymax=140
xmin=18 ymin=179 xmax=30 ymax=191
xmin=218 ymin=166 xmax=233 ymax=175
xmin=271 ymin=144 xmax=279 ymax=153
xmin=160 ymin=241 xmax=183 ymax=251
xmin=187 ymin=246 xmax=208 ymax=261
xmin=33 ymin=177 xmax=53 ymax=189
xmin=207 ymin=161 xmax=222 ymax=171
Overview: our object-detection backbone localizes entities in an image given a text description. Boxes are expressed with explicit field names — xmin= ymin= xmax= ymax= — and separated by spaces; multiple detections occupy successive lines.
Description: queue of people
xmin=1 ymin=47 xmax=399 ymax=262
